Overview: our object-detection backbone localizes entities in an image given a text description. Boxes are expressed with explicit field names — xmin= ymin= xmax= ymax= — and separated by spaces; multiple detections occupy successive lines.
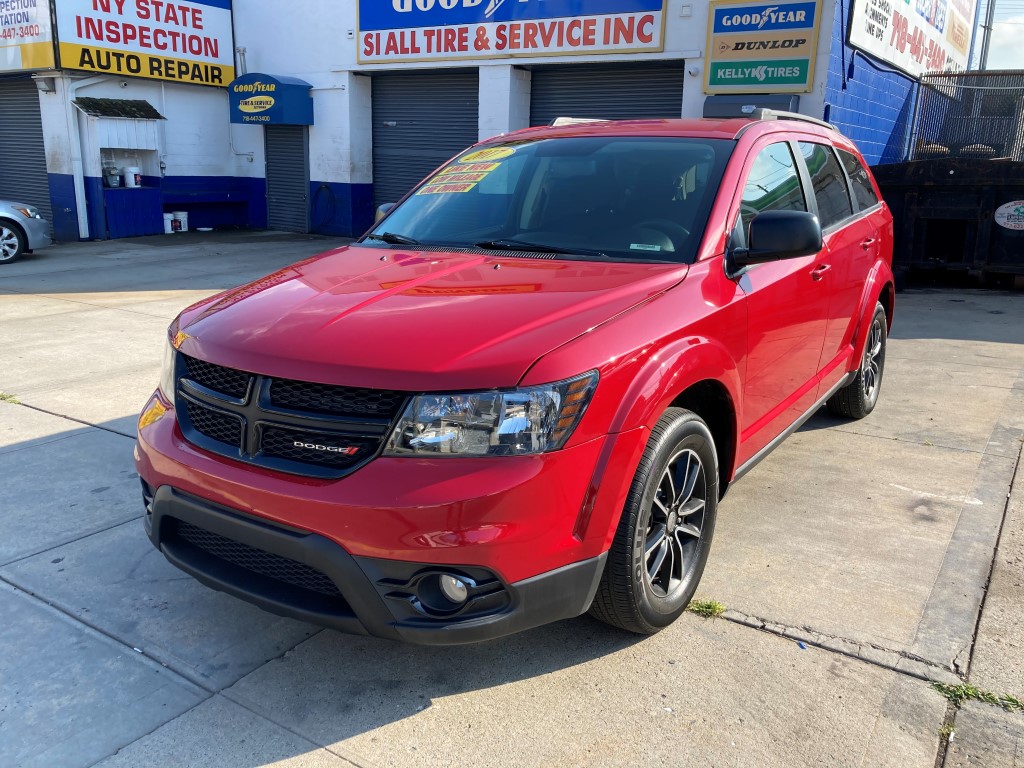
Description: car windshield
xmin=362 ymin=136 xmax=733 ymax=263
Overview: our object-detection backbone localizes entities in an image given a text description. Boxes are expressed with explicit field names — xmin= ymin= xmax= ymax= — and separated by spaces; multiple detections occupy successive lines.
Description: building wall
xmin=822 ymin=0 xmax=918 ymax=165
xmin=39 ymin=73 xmax=265 ymax=240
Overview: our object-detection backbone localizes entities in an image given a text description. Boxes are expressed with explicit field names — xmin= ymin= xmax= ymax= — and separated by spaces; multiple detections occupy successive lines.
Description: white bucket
xmin=124 ymin=166 xmax=143 ymax=188
xmin=172 ymin=211 xmax=189 ymax=233
xmin=163 ymin=213 xmax=174 ymax=234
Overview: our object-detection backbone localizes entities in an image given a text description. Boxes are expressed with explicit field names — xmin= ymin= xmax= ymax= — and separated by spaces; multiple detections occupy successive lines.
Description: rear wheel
xmin=0 ymin=222 xmax=25 ymax=264
xmin=827 ymin=302 xmax=887 ymax=419
xmin=590 ymin=408 xmax=718 ymax=634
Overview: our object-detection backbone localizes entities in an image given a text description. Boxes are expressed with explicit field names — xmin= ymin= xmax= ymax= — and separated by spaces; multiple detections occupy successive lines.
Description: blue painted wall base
xmin=310 ymin=181 xmax=374 ymax=238
xmin=47 ymin=174 xmax=80 ymax=242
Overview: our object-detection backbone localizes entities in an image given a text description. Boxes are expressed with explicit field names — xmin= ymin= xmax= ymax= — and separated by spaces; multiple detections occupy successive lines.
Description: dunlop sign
xmin=704 ymin=0 xmax=822 ymax=94
xmin=55 ymin=0 xmax=235 ymax=86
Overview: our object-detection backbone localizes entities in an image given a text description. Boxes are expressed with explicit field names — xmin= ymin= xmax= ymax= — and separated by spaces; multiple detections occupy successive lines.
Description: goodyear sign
xmin=0 ymin=0 xmax=56 ymax=72
xmin=705 ymin=0 xmax=821 ymax=94
xmin=55 ymin=0 xmax=234 ymax=86
xmin=358 ymin=0 xmax=666 ymax=63
xmin=228 ymin=73 xmax=313 ymax=125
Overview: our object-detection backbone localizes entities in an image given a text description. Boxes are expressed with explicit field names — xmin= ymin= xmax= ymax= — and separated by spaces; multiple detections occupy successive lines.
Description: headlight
xmin=384 ymin=372 xmax=598 ymax=457
xmin=158 ymin=338 xmax=177 ymax=401
xmin=13 ymin=206 xmax=40 ymax=219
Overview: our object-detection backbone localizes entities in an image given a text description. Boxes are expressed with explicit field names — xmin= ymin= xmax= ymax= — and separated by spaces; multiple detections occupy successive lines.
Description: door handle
xmin=861 ymin=238 xmax=877 ymax=250
xmin=811 ymin=264 xmax=832 ymax=281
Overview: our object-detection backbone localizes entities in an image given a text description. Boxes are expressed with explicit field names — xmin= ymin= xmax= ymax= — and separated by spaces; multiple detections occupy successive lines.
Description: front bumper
xmin=144 ymin=484 xmax=606 ymax=644
xmin=22 ymin=216 xmax=52 ymax=250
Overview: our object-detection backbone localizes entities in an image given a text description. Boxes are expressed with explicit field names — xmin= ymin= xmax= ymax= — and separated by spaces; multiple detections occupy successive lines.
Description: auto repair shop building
xmin=0 ymin=0 xmax=976 ymax=241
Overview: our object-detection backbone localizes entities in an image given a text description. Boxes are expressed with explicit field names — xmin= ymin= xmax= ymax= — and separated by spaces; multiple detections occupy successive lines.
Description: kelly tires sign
xmin=357 ymin=0 xmax=666 ymax=63
xmin=0 ymin=0 xmax=55 ymax=72
xmin=847 ymin=0 xmax=977 ymax=75
xmin=55 ymin=0 xmax=235 ymax=86
xmin=704 ymin=0 xmax=822 ymax=93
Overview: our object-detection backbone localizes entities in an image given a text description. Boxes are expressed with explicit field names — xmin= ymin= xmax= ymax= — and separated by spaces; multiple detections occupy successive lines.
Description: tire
xmin=590 ymin=408 xmax=719 ymax=634
xmin=827 ymin=302 xmax=887 ymax=419
xmin=0 ymin=221 xmax=26 ymax=264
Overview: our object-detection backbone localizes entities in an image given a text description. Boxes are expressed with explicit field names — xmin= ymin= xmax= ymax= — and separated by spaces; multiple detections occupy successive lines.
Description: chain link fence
xmin=909 ymin=71 xmax=1024 ymax=161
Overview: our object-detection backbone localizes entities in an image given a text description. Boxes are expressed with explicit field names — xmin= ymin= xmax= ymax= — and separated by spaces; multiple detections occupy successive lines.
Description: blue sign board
xmin=711 ymin=2 xmax=817 ymax=33
xmin=359 ymin=0 xmax=664 ymax=30
xmin=228 ymin=73 xmax=314 ymax=125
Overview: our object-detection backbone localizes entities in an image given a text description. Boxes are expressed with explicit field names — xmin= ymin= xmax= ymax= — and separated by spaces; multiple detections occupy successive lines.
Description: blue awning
xmin=228 ymin=73 xmax=313 ymax=125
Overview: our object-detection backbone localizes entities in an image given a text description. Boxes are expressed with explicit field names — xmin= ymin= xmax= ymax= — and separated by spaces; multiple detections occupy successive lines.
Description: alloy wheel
xmin=862 ymin=317 xmax=884 ymax=401
xmin=644 ymin=448 xmax=707 ymax=599
xmin=0 ymin=227 xmax=19 ymax=261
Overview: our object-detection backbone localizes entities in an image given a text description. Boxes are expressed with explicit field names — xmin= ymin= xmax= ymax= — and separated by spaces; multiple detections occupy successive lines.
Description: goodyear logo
xmin=713 ymin=2 xmax=816 ymax=32
xmin=239 ymin=96 xmax=275 ymax=113
xmin=233 ymin=81 xmax=277 ymax=93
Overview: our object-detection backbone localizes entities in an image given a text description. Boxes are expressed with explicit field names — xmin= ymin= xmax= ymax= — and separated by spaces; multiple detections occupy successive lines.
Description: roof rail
xmin=748 ymin=108 xmax=836 ymax=131
xmin=549 ymin=117 xmax=609 ymax=127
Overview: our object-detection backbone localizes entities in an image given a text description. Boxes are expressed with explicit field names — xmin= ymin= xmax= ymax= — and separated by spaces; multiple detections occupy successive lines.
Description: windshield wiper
xmin=365 ymin=232 xmax=420 ymax=246
xmin=474 ymin=239 xmax=608 ymax=259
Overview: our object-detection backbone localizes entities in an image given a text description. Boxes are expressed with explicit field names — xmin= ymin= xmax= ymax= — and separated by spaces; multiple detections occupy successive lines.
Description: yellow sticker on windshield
xmin=438 ymin=172 xmax=488 ymax=183
xmin=459 ymin=147 xmax=515 ymax=163
xmin=441 ymin=162 xmax=500 ymax=175
xmin=416 ymin=181 xmax=478 ymax=195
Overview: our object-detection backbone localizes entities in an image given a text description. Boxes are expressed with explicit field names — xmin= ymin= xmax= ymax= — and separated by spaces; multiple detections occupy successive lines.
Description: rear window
xmin=798 ymin=142 xmax=854 ymax=229
xmin=363 ymin=136 xmax=734 ymax=264
xmin=837 ymin=148 xmax=881 ymax=212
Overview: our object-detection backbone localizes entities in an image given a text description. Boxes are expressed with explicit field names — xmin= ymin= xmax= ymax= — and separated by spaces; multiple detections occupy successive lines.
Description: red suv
xmin=135 ymin=112 xmax=894 ymax=643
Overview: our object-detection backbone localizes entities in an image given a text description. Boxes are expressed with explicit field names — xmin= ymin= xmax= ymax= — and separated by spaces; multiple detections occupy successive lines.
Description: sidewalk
xmin=0 ymin=233 xmax=1021 ymax=767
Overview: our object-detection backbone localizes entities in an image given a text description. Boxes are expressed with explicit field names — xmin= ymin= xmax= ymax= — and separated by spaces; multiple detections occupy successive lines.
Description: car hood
xmin=176 ymin=245 xmax=687 ymax=391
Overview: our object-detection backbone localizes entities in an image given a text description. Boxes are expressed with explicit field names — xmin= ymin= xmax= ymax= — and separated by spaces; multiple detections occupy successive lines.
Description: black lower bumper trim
xmin=147 ymin=486 xmax=607 ymax=644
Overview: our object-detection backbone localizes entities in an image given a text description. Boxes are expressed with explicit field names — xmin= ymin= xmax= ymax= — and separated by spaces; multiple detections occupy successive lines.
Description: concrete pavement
xmin=0 ymin=233 xmax=1021 ymax=767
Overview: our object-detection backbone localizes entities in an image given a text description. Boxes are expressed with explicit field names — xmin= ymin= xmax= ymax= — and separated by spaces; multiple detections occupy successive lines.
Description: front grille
xmin=184 ymin=400 xmax=243 ymax=446
xmin=270 ymin=379 xmax=406 ymax=419
xmin=183 ymin=355 xmax=250 ymax=399
xmin=174 ymin=353 xmax=409 ymax=478
xmin=260 ymin=427 xmax=378 ymax=469
xmin=171 ymin=518 xmax=342 ymax=598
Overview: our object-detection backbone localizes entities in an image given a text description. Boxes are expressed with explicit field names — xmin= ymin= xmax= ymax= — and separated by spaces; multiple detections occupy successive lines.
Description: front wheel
xmin=590 ymin=408 xmax=719 ymax=634
xmin=0 ymin=222 xmax=26 ymax=264
xmin=827 ymin=302 xmax=887 ymax=419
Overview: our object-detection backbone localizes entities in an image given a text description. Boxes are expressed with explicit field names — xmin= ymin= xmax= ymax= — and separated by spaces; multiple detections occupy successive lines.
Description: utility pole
xmin=977 ymin=0 xmax=997 ymax=69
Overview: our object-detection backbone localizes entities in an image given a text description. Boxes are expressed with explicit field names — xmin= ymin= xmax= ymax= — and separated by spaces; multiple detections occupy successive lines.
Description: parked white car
xmin=0 ymin=200 xmax=52 ymax=264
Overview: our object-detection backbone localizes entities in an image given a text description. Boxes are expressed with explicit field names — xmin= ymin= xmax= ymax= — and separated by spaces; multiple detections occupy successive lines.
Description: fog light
xmin=439 ymin=574 xmax=468 ymax=604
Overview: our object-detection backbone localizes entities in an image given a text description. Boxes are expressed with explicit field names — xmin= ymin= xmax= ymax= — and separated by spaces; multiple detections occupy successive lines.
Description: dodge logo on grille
xmin=293 ymin=441 xmax=360 ymax=455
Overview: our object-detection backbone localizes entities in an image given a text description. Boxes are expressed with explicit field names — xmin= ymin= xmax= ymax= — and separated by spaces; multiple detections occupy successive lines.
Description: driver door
xmin=733 ymin=140 xmax=832 ymax=465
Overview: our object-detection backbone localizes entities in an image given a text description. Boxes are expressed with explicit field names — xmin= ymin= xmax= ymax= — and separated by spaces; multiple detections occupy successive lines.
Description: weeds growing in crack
xmin=687 ymin=599 xmax=726 ymax=618
xmin=932 ymin=683 xmax=1024 ymax=713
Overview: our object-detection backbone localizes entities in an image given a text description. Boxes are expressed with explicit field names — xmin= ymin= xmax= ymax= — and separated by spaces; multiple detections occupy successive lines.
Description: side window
xmin=837 ymin=148 xmax=881 ymax=211
xmin=798 ymin=142 xmax=854 ymax=229
xmin=738 ymin=143 xmax=807 ymax=239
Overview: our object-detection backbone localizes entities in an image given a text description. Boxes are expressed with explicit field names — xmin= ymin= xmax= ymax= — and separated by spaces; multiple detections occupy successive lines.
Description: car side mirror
xmin=375 ymin=203 xmax=396 ymax=223
xmin=730 ymin=210 xmax=823 ymax=270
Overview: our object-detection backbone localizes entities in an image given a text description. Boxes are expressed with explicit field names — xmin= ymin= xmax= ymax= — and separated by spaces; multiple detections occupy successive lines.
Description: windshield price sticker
xmin=460 ymin=147 xmax=516 ymax=163
xmin=442 ymin=162 xmax=501 ymax=174
xmin=417 ymin=181 xmax=479 ymax=195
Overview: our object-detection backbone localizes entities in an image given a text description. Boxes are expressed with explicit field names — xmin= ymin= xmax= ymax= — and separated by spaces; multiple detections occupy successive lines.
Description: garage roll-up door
xmin=529 ymin=62 xmax=685 ymax=127
xmin=371 ymin=70 xmax=479 ymax=208
xmin=0 ymin=77 xmax=52 ymax=224
xmin=265 ymin=124 xmax=310 ymax=233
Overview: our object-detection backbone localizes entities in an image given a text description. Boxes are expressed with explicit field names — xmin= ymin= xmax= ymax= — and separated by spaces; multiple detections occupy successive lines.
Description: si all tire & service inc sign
xmin=56 ymin=0 xmax=234 ymax=86
xmin=358 ymin=0 xmax=666 ymax=63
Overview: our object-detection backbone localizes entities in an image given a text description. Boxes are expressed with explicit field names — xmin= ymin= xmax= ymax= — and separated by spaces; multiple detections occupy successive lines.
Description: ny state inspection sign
xmin=705 ymin=0 xmax=822 ymax=94
xmin=56 ymin=0 xmax=235 ymax=86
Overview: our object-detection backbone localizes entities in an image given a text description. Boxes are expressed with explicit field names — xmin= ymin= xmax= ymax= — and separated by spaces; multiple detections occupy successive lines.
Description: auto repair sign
xmin=55 ymin=0 xmax=234 ymax=86
xmin=705 ymin=0 xmax=822 ymax=93
xmin=358 ymin=0 xmax=666 ymax=63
